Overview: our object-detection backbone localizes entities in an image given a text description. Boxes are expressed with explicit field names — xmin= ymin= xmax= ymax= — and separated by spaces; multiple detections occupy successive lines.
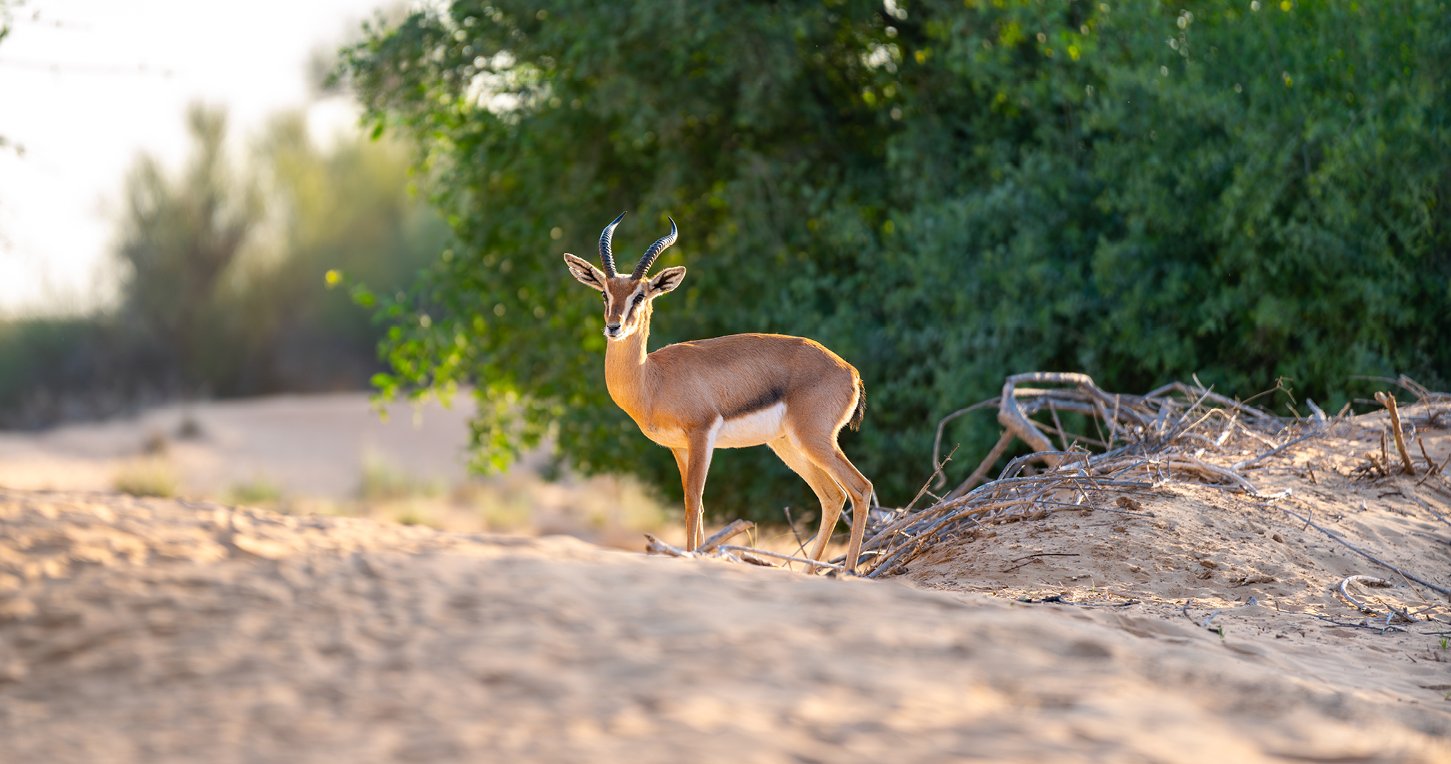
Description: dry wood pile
xmin=648 ymin=371 xmax=1451 ymax=599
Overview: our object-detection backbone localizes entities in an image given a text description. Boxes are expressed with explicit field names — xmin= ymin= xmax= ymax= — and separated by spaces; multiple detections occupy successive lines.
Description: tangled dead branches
xmin=853 ymin=372 xmax=1323 ymax=578
xmin=647 ymin=371 xmax=1449 ymax=597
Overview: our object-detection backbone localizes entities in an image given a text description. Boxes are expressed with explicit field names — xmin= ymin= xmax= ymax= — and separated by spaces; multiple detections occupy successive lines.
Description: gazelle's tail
xmin=848 ymin=380 xmax=866 ymax=432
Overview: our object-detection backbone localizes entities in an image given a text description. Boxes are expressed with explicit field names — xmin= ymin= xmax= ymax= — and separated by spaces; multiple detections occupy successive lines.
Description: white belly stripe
xmin=714 ymin=403 xmax=787 ymax=449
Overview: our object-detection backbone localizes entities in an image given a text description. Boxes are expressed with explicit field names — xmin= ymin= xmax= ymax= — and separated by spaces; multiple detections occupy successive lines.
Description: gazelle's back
xmin=648 ymin=333 xmax=860 ymax=423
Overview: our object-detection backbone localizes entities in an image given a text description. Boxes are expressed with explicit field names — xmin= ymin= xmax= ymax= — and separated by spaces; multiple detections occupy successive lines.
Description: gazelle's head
xmin=563 ymin=212 xmax=687 ymax=342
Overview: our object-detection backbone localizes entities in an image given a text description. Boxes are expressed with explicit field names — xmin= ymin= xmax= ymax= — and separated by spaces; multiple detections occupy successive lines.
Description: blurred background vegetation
xmin=334 ymin=0 xmax=1450 ymax=521
xmin=3 ymin=1 xmax=1448 ymax=527
xmin=0 ymin=102 xmax=448 ymax=426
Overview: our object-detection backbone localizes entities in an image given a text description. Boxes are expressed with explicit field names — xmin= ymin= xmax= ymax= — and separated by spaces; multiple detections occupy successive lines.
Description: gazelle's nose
xmin=605 ymin=322 xmax=622 ymax=337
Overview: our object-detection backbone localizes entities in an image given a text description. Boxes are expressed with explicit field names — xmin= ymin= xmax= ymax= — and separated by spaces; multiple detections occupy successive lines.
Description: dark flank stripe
xmin=722 ymin=386 xmax=785 ymax=420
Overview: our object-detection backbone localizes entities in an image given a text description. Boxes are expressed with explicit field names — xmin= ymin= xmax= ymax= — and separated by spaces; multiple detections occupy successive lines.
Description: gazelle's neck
xmin=604 ymin=314 xmax=650 ymax=419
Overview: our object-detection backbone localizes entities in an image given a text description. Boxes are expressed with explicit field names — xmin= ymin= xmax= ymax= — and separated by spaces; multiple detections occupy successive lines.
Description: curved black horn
xmin=632 ymin=216 xmax=678 ymax=279
xmin=598 ymin=211 xmax=626 ymax=277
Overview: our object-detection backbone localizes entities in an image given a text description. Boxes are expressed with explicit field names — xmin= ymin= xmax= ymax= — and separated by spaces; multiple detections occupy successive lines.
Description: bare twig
xmin=1334 ymin=575 xmax=1392 ymax=615
xmin=1376 ymin=392 xmax=1416 ymax=475
xmin=930 ymin=399 xmax=997 ymax=488
xmin=1417 ymin=435 xmax=1434 ymax=473
xmin=715 ymin=545 xmax=844 ymax=571
xmin=1001 ymin=552 xmax=1081 ymax=573
xmin=1311 ymin=614 xmax=1410 ymax=634
xmin=1232 ymin=426 xmax=1325 ymax=472
xmin=1282 ymin=509 xmax=1450 ymax=597
xmin=1392 ymin=484 xmax=1451 ymax=529
xmin=782 ymin=506 xmax=809 ymax=557
xmin=945 ymin=431 xmax=1014 ymax=501
xmin=998 ymin=375 xmax=1062 ymax=462
xmin=644 ymin=534 xmax=691 ymax=557
xmin=906 ymin=445 xmax=957 ymax=511
xmin=1048 ymin=402 xmax=1069 ymax=452
xmin=698 ymin=519 xmax=756 ymax=554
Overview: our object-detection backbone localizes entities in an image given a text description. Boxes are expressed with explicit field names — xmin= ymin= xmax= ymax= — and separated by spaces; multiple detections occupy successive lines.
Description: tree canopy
xmin=340 ymin=0 xmax=1451 ymax=518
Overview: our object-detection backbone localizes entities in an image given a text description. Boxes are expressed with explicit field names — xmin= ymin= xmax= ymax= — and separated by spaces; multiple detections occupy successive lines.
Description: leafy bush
xmin=339 ymin=0 xmax=1451 ymax=519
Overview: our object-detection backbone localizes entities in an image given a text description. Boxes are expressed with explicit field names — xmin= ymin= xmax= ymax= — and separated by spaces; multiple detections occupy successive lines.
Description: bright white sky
xmin=0 ymin=0 xmax=389 ymax=315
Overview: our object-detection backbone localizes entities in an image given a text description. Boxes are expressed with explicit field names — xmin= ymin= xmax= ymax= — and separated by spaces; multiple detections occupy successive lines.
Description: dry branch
xmin=715 ymin=545 xmax=844 ymax=571
xmin=1334 ymin=575 xmax=1392 ymax=615
xmin=854 ymin=373 xmax=1387 ymax=577
xmin=647 ymin=523 xmax=846 ymax=573
xmin=1376 ymin=392 xmax=1416 ymax=475
xmin=1282 ymin=509 xmax=1450 ymax=597
xmin=698 ymin=519 xmax=755 ymax=553
xmin=654 ymin=374 xmax=1449 ymax=591
xmin=644 ymin=534 xmax=690 ymax=557
xmin=946 ymin=431 xmax=1013 ymax=500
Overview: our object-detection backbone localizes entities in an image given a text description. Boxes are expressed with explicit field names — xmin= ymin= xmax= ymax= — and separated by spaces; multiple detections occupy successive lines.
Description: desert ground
xmin=0 ymin=394 xmax=1448 ymax=762
xmin=0 ymin=394 xmax=671 ymax=544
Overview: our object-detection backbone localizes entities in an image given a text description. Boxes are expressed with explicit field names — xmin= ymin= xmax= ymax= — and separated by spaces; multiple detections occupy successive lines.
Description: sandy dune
xmin=0 ymin=404 xmax=1448 ymax=762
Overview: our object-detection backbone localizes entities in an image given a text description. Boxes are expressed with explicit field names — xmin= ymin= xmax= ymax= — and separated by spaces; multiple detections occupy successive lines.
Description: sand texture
xmin=1 ymin=407 xmax=1449 ymax=762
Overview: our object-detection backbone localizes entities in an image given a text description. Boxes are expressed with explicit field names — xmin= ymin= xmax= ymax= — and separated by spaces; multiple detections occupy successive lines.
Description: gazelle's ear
xmin=648 ymin=266 xmax=687 ymax=295
xmin=563 ymin=253 xmax=607 ymax=292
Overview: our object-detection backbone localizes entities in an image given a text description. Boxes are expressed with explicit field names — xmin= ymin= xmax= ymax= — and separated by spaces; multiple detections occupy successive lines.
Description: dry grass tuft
xmin=113 ymin=458 xmax=180 ymax=498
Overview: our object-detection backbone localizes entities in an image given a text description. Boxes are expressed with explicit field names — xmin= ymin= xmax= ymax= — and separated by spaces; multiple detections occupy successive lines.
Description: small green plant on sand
xmin=227 ymin=478 xmax=284 ymax=506
xmin=113 ymin=459 xmax=179 ymax=498
xmin=358 ymin=454 xmax=437 ymax=503
xmin=392 ymin=505 xmax=439 ymax=528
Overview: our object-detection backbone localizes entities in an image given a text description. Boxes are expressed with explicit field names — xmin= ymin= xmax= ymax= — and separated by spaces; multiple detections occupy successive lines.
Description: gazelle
xmin=563 ymin=212 xmax=875 ymax=572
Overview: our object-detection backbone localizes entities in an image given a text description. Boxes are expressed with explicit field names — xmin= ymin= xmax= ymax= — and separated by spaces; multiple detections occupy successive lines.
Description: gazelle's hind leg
xmin=768 ymin=438 xmax=846 ymax=561
xmin=790 ymin=427 xmax=873 ymax=572
xmin=823 ymin=447 xmax=873 ymax=572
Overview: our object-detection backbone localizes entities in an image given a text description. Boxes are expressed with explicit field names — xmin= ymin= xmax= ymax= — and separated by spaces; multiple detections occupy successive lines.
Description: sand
xmin=0 ymin=393 xmax=477 ymax=498
xmin=0 ymin=402 xmax=1448 ymax=762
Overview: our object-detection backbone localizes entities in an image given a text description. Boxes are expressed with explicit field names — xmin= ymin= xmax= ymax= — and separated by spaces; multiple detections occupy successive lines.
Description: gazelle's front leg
xmin=680 ymin=421 xmax=720 ymax=551
xmin=669 ymin=447 xmax=695 ymax=549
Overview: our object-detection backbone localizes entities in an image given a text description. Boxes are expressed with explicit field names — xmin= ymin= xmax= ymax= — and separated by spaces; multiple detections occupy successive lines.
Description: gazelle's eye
xmin=600 ymin=292 xmax=607 ymax=303
xmin=633 ymin=294 xmax=644 ymax=305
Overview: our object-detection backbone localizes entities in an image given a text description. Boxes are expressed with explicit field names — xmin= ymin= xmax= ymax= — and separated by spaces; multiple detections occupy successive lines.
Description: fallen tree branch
xmin=1231 ymin=426 xmax=1326 ymax=472
xmin=945 ymin=431 xmax=1014 ymax=501
xmin=698 ymin=519 xmax=755 ymax=553
xmin=1376 ymin=392 xmax=1417 ymax=475
xmin=715 ymin=545 xmax=844 ymax=571
xmin=1282 ymin=509 xmax=1450 ymax=597
xmin=1334 ymin=575 xmax=1392 ymax=615
xmin=644 ymin=534 xmax=691 ymax=557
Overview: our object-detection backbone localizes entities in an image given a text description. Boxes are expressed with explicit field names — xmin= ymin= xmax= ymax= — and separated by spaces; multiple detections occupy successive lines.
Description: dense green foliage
xmin=341 ymin=0 xmax=1451 ymax=517
xmin=0 ymin=106 xmax=448 ymax=426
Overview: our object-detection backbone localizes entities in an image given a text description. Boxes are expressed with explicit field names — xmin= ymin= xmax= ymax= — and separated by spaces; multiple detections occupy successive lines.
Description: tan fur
xmin=564 ymin=252 xmax=874 ymax=571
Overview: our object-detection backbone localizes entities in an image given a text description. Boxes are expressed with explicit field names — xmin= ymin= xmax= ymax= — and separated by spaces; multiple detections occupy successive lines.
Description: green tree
xmin=107 ymin=103 xmax=449 ymax=399
xmin=0 ymin=103 xmax=448 ymax=425
xmin=340 ymin=0 xmax=1451 ymax=518
xmin=222 ymin=112 xmax=449 ymax=392
xmin=114 ymin=105 xmax=258 ymax=395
